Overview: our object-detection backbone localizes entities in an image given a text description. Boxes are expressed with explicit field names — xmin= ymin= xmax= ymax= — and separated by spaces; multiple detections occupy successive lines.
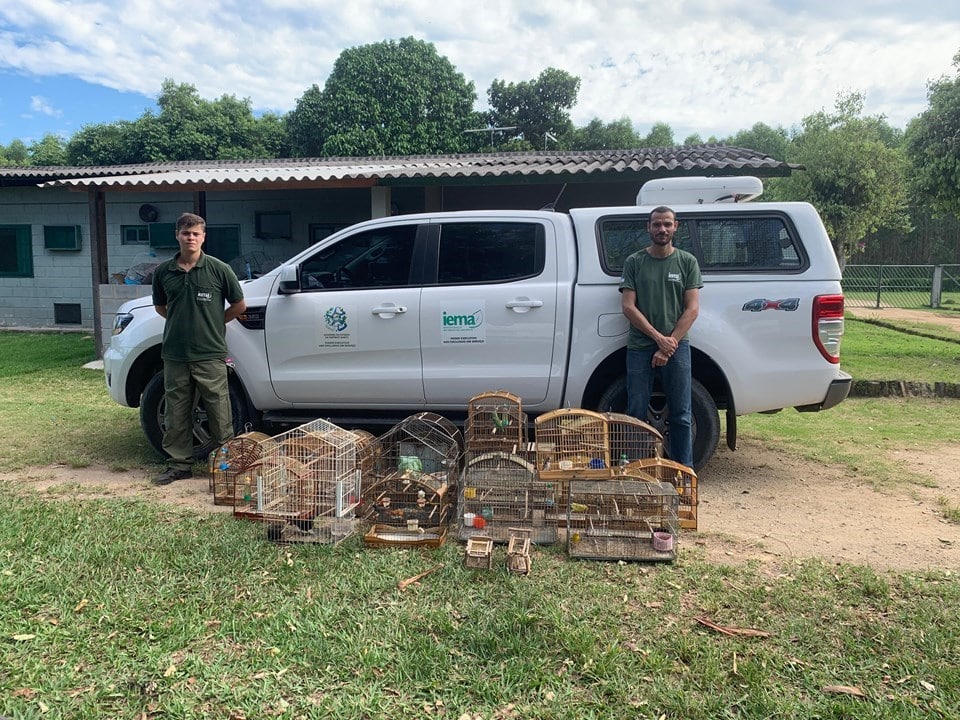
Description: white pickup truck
xmin=104 ymin=176 xmax=851 ymax=470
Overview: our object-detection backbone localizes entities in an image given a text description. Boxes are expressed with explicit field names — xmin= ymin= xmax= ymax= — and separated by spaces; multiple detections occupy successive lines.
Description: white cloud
xmin=0 ymin=0 xmax=958 ymax=139
xmin=29 ymin=95 xmax=60 ymax=117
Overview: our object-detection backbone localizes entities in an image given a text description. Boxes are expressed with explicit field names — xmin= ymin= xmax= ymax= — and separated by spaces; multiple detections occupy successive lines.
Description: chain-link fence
xmin=842 ymin=264 xmax=960 ymax=310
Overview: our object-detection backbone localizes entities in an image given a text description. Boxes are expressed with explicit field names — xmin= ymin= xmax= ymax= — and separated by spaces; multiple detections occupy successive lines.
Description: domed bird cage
xmin=361 ymin=412 xmax=463 ymax=548
xmin=208 ymin=431 xmax=273 ymax=506
xmin=233 ymin=418 xmax=364 ymax=544
xmin=465 ymin=390 xmax=528 ymax=457
xmin=457 ymin=451 xmax=558 ymax=545
xmin=602 ymin=413 xmax=664 ymax=472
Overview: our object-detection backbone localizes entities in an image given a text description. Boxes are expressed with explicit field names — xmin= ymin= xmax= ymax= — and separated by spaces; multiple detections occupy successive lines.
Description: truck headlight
xmin=112 ymin=312 xmax=135 ymax=335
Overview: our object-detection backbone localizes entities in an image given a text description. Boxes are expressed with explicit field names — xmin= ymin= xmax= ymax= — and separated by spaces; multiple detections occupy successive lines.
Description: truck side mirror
xmin=277 ymin=265 xmax=301 ymax=294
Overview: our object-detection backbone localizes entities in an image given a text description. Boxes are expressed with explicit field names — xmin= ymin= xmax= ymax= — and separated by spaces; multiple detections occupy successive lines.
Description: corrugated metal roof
xmin=8 ymin=146 xmax=797 ymax=190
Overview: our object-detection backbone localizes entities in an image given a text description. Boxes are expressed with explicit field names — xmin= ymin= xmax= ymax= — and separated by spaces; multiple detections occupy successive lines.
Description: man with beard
xmin=619 ymin=206 xmax=702 ymax=469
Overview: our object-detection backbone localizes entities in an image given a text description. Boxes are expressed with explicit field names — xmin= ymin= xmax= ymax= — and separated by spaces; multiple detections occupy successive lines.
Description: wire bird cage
xmin=208 ymin=431 xmax=273 ymax=506
xmin=465 ymin=390 xmax=528 ymax=456
xmin=567 ymin=479 xmax=679 ymax=562
xmin=624 ymin=457 xmax=698 ymax=530
xmin=361 ymin=412 xmax=462 ymax=548
xmin=457 ymin=451 xmax=558 ymax=544
xmin=233 ymin=418 xmax=363 ymax=544
xmin=603 ymin=413 xmax=664 ymax=468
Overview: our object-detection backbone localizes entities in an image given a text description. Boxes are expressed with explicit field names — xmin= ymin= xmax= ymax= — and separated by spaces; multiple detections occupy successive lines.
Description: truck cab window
xmin=299 ymin=225 xmax=417 ymax=290
xmin=437 ymin=222 xmax=545 ymax=284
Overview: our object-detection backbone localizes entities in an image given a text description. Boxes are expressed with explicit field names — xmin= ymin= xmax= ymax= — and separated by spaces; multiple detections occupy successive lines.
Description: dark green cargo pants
xmin=162 ymin=359 xmax=233 ymax=470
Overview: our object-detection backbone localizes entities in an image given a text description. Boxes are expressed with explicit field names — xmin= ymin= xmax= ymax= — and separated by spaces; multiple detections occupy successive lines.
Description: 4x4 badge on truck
xmin=742 ymin=298 xmax=800 ymax=312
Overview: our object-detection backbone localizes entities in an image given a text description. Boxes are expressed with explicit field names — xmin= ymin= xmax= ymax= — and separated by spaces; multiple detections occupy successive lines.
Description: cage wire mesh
xmin=208 ymin=431 xmax=273 ymax=506
xmin=603 ymin=413 xmax=664 ymax=468
xmin=535 ymin=408 xmax=611 ymax=479
xmin=465 ymin=390 xmax=528 ymax=455
xmin=567 ymin=479 xmax=679 ymax=562
xmin=360 ymin=412 xmax=463 ymax=548
xmin=624 ymin=457 xmax=698 ymax=530
xmin=232 ymin=418 xmax=363 ymax=544
xmin=457 ymin=451 xmax=558 ymax=544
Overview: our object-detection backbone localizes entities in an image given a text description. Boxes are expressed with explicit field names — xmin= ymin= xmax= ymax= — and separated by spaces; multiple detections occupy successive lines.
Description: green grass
xmin=840 ymin=318 xmax=960 ymax=385
xmin=1 ymin=496 xmax=958 ymax=720
xmin=1 ymin=330 xmax=959 ymax=717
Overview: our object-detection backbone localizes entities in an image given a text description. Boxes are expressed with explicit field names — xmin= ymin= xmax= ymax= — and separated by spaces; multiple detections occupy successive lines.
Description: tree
xmin=27 ymin=133 xmax=68 ymax=165
xmin=906 ymin=51 xmax=960 ymax=217
xmin=722 ymin=122 xmax=790 ymax=160
xmin=641 ymin=122 xmax=674 ymax=147
xmin=565 ymin=117 xmax=641 ymax=150
xmin=487 ymin=68 xmax=580 ymax=151
xmin=779 ymin=92 xmax=910 ymax=264
xmin=0 ymin=139 xmax=29 ymax=165
xmin=306 ymin=37 xmax=476 ymax=156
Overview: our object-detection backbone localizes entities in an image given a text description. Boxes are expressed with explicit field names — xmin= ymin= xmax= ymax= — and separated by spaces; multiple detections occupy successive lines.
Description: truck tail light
xmin=812 ymin=294 xmax=844 ymax=364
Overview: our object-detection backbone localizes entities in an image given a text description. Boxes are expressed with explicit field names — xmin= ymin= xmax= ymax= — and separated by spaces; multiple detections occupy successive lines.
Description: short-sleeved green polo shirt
xmin=152 ymin=252 xmax=244 ymax=362
xmin=619 ymin=248 xmax=702 ymax=350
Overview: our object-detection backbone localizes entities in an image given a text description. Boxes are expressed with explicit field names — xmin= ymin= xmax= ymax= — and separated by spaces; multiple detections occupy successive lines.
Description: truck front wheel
xmin=140 ymin=371 xmax=251 ymax=461
xmin=595 ymin=376 xmax=720 ymax=471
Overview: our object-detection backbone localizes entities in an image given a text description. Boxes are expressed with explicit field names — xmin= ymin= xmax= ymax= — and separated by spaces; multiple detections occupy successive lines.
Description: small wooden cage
xmin=603 ymin=413 xmax=663 ymax=469
xmin=506 ymin=528 xmax=533 ymax=575
xmin=464 ymin=535 xmax=495 ymax=570
xmin=534 ymin=408 xmax=610 ymax=480
xmin=625 ymin=457 xmax=698 ymax=530
xmin=457 ymin=451 xmax=558 ymax=544
xmin=567 ymin=478 xmax=679 ymax=562
xmin=465 ymin=390 xmax=527 ymax=456
xmin=233 ymin=419 xmax=363 ymax=544
xmin=208 ymin=431 xmax=272 ymax=505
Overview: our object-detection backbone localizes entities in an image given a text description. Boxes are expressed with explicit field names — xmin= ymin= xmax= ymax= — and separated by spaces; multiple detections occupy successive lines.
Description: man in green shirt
xmin=619 ymin=206 xmax=702 ymax=469
xmin=151 ymin=213 xmax=246 ymax=485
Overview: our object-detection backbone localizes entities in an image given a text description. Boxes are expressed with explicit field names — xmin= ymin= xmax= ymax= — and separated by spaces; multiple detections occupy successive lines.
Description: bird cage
xmin=625 ymin=457 xmax=698 ymax=530
xmin=208 ymin=431 xmax=273 ymax=506
xmin=372 ymin=412 xmax=463 ymax=488
xmin=233 ymin=418 xmax=363 ymax=544
xmin=457 ymin=451 xmax=558 ymax=545
xmin=506 ymin=528 xmax=533 ymax=575
xmin=361 ymin=470 xmax=451 ymax=548
xmin=351 ymin=428 xmax=380 ymax=480
xmin=534 ymin=409 xmax=611 ymax=480
xmin=567 ymin=479 xmax=679 ymax=562
xmin=464 ymin=535 xmax=495 ymax=570
xmin=465 ymin=390 xmax=527 ymax=456
xmin=603 ymin=413 xmax=663 ymax=471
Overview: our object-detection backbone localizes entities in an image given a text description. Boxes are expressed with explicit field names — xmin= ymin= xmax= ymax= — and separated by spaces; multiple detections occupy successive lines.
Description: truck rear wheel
xmin=595 ymin=376 xmax=719 ymax=471
xmin=140 ymin=371 xmax=251 ymax=461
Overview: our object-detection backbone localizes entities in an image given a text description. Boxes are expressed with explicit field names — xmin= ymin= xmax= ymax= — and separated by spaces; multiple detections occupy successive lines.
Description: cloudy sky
xmin=1 ymin=0 xmax=958 ymax=147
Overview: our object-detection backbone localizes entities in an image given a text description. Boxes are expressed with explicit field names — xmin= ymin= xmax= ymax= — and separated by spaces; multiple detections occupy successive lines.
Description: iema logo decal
xmin=442 ymin=309 xmax=484 ymax=330
xmin=324 ymin=306 xmax=348 ymax=332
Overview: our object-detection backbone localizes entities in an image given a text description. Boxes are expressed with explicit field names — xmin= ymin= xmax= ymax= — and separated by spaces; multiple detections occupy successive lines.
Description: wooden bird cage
xmin=603 ymin=413 xmax=663 ymax=470
xmin=208 ymin=431 xmax=273 ymax=505
xmin=506 ymin=528 xmax=533 ymax=575
xmin=465 ymin=390 xmax=527 ymax=456
xmin=233 ymin=418 xmax=363 ymax=544
xmin=534 ymin=408 xmax=610 ymax=480
xmin=567 ymin=479 xmax=679 ymax=562
xmin=361 ymin=470 xmax=450 ymax=548
xmin=457 ymin=451 xmax=558 ymax=545
xmin=464 ymin=535 xmax=495 ymax=570
xmin=625 ymin=457 xmax=698 ymax=530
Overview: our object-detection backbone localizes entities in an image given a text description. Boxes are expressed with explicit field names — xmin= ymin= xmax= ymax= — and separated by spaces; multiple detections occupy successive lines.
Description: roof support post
xmin=370 ymin=186 xmax=391 ymax=218
xmin=88 ymin=187 xmax=108 ymax=358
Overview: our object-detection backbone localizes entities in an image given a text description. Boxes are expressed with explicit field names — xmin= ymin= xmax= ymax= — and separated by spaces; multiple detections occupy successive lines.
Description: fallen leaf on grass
xmin=12 ymin=634 xmax=35 ymax=641
xmin=695 ymin=616 xmax=772 ymax=638
xmin=163 ymin=665 xmax=176 ymax=677
xmin=822 ymin=685 xmax=867 ymax=698
xmin=74 ymin=598 xmax=89 ymax=613
xmin=919 ymin=680 xmax=937 ymax=692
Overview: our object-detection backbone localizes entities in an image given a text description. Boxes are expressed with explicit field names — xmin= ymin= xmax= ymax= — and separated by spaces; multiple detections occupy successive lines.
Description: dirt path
xmin=847 ymin=305 xmax=960 ymax=333
xmin=5 ymin=440 xmax=959 ymax=574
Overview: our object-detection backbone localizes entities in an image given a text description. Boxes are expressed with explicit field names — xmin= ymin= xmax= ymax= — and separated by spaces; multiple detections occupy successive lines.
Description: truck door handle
xmin=505 ymin=298 xmax=543 ymax=311
xmin=371 ymin=304 xmax=407 ymax=317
